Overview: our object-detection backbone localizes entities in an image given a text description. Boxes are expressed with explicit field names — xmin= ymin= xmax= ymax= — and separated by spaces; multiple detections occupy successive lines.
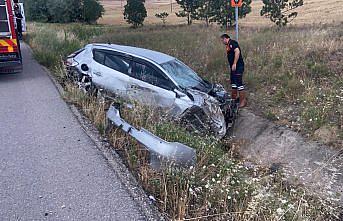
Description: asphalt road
xmin=0 ymin=44 xmax=148 ymax=220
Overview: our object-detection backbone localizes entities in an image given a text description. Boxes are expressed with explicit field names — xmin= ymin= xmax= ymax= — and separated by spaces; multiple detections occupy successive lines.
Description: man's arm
xmin=232 ymin=48 xmax=240 ymax=71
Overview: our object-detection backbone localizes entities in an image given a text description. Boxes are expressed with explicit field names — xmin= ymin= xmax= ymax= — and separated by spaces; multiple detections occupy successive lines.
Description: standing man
xmin=14 ymin=3 xmax=23 ymax=40
xmin=221 ymin=34 xmax=247 ymax=108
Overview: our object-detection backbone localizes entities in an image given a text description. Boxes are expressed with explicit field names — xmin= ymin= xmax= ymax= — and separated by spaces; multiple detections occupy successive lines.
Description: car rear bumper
xmin=0 ymin=60 xmax=23 ymax=73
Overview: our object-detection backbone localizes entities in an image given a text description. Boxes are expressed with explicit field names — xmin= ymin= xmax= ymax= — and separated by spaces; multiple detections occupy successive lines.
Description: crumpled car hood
xmin=179 ymin=88 xmax=227 ymax=138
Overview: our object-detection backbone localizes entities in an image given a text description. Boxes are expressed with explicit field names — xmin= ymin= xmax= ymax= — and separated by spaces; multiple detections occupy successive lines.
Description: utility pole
xmin=231 ymin=0 xmax=242 ymax=41
xmin=235 ymin=5 xmax=238 ymax=41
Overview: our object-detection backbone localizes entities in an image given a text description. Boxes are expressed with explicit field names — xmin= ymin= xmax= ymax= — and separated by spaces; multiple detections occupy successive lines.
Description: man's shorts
xmin=231 ymin=66 xmax=245 ymax=91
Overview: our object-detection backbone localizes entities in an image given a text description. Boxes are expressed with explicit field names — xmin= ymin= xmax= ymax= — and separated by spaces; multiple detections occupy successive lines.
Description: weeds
xmin=91 ymin=24 xmax=342 ymax=146
xmin=26 ymin=22 xmax=342 ymax=220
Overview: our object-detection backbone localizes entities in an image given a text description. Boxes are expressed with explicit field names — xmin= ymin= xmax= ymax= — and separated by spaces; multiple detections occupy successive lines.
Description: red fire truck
xmin=0 ymin=0 xmax=22 ymax=73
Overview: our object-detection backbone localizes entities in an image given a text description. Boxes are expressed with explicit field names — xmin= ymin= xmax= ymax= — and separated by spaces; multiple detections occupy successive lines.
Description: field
xmin=99 ymin=0 xmax=343 ymax=26
xmin=26 ymin=19 xmax=342 ymax=219
xmin=96 ymin=0 xmax=343 ymax=146
xmin=24 ymin=0 xmax=342 ymax=219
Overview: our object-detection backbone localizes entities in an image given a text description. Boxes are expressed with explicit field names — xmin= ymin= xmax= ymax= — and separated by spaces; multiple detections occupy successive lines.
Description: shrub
xmin=261 ymin=0 xmax=304 ymax=27
xmin=82 ymin=0 xmax=104 ymax=24
xmin=124 ymin=0 xmax=147 ymax=28
xmin=155 ymin=12 xmax=169 ymax=26
xmin=25 ymin=0 xmax=104 ymax=23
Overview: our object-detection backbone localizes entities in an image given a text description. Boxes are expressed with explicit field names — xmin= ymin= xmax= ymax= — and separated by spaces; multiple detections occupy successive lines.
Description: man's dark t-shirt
xmin=226 ymin=39 xmax=244 ymax=70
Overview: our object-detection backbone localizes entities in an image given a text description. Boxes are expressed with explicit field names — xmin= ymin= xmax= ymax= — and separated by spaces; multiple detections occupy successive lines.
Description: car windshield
xmin=161 ymin=59 xmax=211 ymax=92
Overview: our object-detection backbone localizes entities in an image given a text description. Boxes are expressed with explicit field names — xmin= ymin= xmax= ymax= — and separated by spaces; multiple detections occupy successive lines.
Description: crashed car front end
xmin=177 ymin=87 xmax=228 ymax=138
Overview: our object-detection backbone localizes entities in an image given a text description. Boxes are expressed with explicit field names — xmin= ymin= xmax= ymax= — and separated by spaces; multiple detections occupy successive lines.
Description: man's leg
xmin=235 ymin=71 xmax=247 ymax=108
xmin=230 ymin=72 xmax=238 ymax=100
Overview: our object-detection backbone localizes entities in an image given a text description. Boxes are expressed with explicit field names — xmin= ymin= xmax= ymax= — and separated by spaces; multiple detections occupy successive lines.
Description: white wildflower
xmin=288 ymin=204 xmax=295 ymax=209
xmin=276 ymin=208 xmax=284 ymax=215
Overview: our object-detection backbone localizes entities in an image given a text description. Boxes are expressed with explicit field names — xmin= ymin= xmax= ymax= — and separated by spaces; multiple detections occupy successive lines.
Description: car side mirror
xmin=174 ymin=89 xmax=187 ymax=98
xmin=81 ymin=64 xmax=89 ymax=72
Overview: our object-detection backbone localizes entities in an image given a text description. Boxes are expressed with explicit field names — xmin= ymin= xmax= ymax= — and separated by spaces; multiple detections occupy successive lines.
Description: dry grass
xmin=241 ymin=0 xmax=343 ymax=27
xmin=99 ymin=0 xmax=343 ymax=26
xmin=61 ymin=74 xmax=340 ymax=221
xmin=26 ymin=21 xmax=342 ymax=220
xmin=99 ymin=0 xmax=185 ymax=25
xmin=26 ymin=21 xmax=343 ymax=145
xmin=92 ymin=23 xmax=342 ymax=146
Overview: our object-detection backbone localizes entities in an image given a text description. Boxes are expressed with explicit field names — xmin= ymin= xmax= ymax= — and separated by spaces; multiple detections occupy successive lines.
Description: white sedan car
xmin=66 ymin=44 xmax=237 ymax=138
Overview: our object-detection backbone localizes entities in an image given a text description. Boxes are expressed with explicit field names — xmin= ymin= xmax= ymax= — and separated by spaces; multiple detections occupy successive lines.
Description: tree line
xmin=25 ymin=0 xmax=304 ymax=27
xmin=125 ymin=0 xmax=303 ymax=28
xmin=25 ymin=0 xmax=104 ymax=23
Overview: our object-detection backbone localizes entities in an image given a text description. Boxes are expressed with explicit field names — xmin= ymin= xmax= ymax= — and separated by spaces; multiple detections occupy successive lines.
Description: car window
xmin=132 ymin=61 xmax=174 ymax=90
xmin=161 ymin=59 xmax=212 ymax=92
xmin=93 ymin=49 xmax=132 ymax=75
xmin=93 ymin=50 xmax=105 ymax=64
xmin=104 ymin=54 xmax=131 ymax=75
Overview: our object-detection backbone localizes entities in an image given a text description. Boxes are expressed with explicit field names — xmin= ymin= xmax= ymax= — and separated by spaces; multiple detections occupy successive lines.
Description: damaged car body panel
xmin=107 ymin=105 xmax=196 ymax=167
xmin=66 ymin=43 xmax=235 ymax=138
xmin=180 ymin=89 xmax=227 ymax=137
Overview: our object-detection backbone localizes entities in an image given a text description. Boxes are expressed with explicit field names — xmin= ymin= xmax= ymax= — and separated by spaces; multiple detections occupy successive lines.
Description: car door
xmin=126 ymin=58 xmax=177 ymax=108
xmin=90 ymin=49 xmax=133 ymax=97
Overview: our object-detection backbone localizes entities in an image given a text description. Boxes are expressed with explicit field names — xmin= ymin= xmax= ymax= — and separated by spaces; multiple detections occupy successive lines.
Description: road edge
xmin=25 ymin=43 xmax=166 ymax=220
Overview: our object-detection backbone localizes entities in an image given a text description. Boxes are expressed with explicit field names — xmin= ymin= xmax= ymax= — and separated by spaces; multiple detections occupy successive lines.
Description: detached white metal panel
xmin=18 ymin=2 xmax=26 ymax=32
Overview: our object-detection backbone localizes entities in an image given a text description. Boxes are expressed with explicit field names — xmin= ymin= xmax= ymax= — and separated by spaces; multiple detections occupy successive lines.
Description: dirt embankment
xmin=235 ymin=109 xmax=343 ymax=203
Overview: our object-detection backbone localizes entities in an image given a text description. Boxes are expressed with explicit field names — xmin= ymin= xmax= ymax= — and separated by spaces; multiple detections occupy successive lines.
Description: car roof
xmin=92 ymin=44 xmax=175 ymax=64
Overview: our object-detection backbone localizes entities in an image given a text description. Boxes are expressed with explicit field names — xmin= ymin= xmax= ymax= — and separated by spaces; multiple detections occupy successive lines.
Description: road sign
xmin=231 ymin=0 xmax=243 ymax=7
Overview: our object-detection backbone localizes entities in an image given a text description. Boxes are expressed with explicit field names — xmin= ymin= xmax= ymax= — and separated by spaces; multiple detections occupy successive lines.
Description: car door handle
xmin=131 ymin=84 xmax=149 ymax=91
xmin=94 ymin=71 xmax=102 ymax=77
xmin=131 ymin=84 xmax=140 ymax=89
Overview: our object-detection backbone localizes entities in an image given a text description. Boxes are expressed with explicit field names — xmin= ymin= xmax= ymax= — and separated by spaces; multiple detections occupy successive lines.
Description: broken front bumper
xmin=107 ymin=106 xmax=196 ymax=168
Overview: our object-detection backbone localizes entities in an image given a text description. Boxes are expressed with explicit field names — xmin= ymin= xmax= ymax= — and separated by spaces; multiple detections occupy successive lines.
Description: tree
xmin=261 ymin=0 xmax=304 ymax=27
xmin=196 ymin=0 xmax=211 ymax=26
xmin=46 ymin=0 xmax=82 ymax=23
xmin=82 ymin=0 xmax=105 ymax=24
xmin=155 ymin=12 xmax=169 ymax=26
xmin=25 ymin=0 xmax=104 ymax=23
xmin=175 ymin=0 xmax=202 ymax=25
xmin=25 ymin=0 xmax=49 ymax=21
xmin=208 ymin=0 xmax=252 ymax=28
xmin=124 ymin=0 xmax=147 ymax=28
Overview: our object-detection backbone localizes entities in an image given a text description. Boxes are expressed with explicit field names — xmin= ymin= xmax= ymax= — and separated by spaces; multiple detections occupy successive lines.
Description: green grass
xmin=26 ymin=22 xmax=342 ymax=220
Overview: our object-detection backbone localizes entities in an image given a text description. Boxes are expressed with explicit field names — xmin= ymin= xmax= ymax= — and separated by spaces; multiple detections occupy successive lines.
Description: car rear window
xmin=93 ymin=50 xmax=105 ymax=64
